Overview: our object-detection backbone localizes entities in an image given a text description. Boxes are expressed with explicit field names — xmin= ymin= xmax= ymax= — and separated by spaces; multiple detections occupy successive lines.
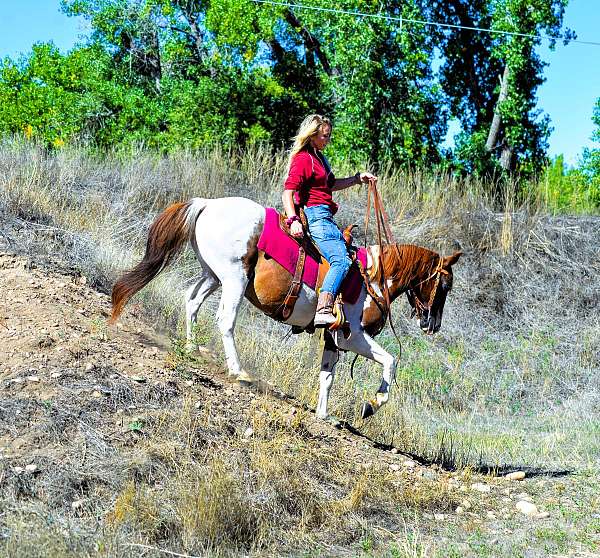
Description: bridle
xmin=407 ymin=260 xmax=449 ymax=321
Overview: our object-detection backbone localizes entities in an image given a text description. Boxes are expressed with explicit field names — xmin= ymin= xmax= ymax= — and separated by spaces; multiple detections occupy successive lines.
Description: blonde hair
xmin=286 ymin=114 xmax=332 ymax=172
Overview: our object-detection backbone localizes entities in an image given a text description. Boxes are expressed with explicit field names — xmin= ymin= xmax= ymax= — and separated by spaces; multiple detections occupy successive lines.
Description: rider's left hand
xmin=357 ymin=172 xmax=378 ymax=184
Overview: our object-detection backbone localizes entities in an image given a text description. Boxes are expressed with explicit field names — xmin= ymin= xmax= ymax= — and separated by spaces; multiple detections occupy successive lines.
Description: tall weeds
xmin=1 ymin=138 xmax=598 ymax=471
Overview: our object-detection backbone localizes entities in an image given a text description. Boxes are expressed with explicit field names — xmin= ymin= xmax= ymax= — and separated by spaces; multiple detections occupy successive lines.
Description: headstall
xmin=408 ymin=260 xmax=449 ymax=320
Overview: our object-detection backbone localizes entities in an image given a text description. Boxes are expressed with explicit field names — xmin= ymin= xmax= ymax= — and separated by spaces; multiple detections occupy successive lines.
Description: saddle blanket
xmin=256 ymin=208 xmax=367 ymax=304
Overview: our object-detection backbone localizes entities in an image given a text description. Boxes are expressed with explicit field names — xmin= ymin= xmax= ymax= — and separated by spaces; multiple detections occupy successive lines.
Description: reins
xmin=348 ymin=179 xmax=403 ymax=381
xmin=362 ymin=178 xmax=403 ymax=343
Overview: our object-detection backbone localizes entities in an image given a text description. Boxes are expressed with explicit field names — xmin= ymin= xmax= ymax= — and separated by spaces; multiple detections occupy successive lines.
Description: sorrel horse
xmin=111 ymin=197 xmax=461 ymax=419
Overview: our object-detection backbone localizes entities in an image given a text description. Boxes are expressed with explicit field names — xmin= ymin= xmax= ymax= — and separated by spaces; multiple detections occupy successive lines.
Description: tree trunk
xmin=486 ymin=63 xmax=511 ymax=171
xmin=146 ymin=29 xmax=162 ymax=94
xmin=500 ymin=144 xmax=513 ymax=171
xmin=283 ymin=9 xmax=340 ymax=79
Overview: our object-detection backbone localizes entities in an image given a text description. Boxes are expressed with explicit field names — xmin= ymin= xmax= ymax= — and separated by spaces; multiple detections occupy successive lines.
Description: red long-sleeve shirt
xmin=284 ymin=147 xmax=338 ymax=214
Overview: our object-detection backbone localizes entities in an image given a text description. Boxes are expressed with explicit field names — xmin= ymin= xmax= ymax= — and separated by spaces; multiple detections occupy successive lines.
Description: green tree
xmin=61 ymin=0 xmax=309 ymax=148
xmin=60 ymin=0 xmax=449 ymax=165
xmin=0 ymin=0 xmax=571 ymax=174
xmin=202 ymin=0 xmax=448 ymax=166
xmin=0 ymin=42 xmax=164 ymax=148
xmin=578 ymin=98 xmax=600 ymax=206
xmin=429 ymin=0 xmax=572 ymax=176
xmin=487 ymin=0 xmax=572 ymax=174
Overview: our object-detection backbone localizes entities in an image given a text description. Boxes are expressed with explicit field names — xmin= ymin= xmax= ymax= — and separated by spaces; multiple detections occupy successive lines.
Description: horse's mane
xmin=370 ymin=244 xmax=439 ymax=287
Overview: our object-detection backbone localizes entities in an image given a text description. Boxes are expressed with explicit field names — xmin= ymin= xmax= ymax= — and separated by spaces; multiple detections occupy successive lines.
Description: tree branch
xmin=283 ymin=9 xmax=340 ymax=77
xmin=486 ymin=63 xmax=511 ymax=156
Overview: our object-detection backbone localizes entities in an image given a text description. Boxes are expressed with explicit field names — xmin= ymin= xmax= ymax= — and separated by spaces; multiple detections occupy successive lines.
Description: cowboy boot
xmin=314 ymin=291 xmax=336 ymax=327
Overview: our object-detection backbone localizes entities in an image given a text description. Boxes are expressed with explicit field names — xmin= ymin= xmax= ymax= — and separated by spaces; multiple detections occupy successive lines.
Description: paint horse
xmin=111 ymin=197 xmax=461 ymax=419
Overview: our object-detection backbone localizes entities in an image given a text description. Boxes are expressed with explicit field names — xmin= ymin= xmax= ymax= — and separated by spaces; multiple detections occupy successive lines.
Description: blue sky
xmin=0 ymin=0 xmax=598 ymax=165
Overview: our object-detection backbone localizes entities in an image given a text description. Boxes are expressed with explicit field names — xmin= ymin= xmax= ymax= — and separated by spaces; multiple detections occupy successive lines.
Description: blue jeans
xmin=304 ymin=204 xmax=351 ymax=296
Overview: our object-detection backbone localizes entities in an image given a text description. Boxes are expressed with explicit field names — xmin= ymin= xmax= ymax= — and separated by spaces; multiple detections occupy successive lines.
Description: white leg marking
xmin=216 ymin=279 xmax=247 ymax=378
xmin=336 ymin=329 xmax=396 ymax=413
xmin=190 ymin=197 xmax=264 ymax=380
xmin=316 ymin=347 xmax=339 ymax=419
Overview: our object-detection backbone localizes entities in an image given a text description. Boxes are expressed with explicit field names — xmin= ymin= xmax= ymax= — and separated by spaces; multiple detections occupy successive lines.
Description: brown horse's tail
xmin=110 ymin=197 xmax=208 ymax=323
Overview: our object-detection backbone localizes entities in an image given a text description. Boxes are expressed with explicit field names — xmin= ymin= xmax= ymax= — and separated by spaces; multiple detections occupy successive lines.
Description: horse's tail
xmin=110 ymin=197 xmax=208 ymax=323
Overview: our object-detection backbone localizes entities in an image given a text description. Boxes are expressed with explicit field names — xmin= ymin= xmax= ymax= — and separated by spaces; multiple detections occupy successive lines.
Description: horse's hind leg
xmin=316 ymin=331 xmax=340 ymax=419
xmin=335 ymin=330 xmax=397 ymax=419
xmin=216 ymin=277 xmax=253 ymax=383
xmin=185 ymin=269 xmax=220 ymax=351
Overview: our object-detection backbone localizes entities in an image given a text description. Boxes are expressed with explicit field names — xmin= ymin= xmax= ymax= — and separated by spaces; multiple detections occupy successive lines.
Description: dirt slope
xmin=0 ymin=250 xmax=598 ymax=557
xmin=0 ymin=250 xmax=402 ymax=467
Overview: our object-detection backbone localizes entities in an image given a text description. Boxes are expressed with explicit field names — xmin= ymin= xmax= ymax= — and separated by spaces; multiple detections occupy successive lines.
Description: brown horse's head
xmin=406 ymin=250 xmax=462 ymax=335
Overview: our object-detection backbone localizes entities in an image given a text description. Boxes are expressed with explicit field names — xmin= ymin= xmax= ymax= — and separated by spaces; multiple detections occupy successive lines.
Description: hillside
xmin=0 ymin=142 xmax=599 ymax=556
xmin=0 ymin=221 xmax=599 ymax=556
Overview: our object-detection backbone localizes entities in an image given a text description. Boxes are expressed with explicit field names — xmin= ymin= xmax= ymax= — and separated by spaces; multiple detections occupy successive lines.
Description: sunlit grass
xmin=0 ymin=138 xmax=598 ymax=474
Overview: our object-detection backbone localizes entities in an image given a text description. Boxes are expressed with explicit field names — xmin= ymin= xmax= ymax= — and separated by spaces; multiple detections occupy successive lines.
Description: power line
xmin=252 ymin=0 xmax=600 ymax=47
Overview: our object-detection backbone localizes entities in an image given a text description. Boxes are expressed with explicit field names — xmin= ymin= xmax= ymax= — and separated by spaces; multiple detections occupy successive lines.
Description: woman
xmin=282 ymin=114 xmax=377 ymax=327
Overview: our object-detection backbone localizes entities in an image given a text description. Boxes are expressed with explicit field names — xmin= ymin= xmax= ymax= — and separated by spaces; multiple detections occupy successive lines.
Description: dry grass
xmin=1 ymin=138 xmax=599 ymax=471
xmin=1 ymin=138 xmax=599 ymax=555
xmin=24 ymin=392 xmax=451 ymax=557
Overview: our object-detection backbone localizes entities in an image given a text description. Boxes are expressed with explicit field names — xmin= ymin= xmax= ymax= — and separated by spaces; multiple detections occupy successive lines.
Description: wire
xmin=252 ymin=0 xmax=600 ymax=47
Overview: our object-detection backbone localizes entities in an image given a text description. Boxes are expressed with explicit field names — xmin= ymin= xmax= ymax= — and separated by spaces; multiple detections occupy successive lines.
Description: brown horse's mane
xmin=371 ymin=244 xmax=440 ymax=288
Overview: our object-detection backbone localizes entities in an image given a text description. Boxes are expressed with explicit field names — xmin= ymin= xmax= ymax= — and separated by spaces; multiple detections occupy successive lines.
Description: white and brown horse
xmin=111 ymin=197 xmax=461 ymax=419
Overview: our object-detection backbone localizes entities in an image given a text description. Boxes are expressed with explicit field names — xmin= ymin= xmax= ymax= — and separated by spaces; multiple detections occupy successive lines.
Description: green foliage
xmin=429 ymin=0 xmax=500 ymax=133
xmin=0 ymin=0 xmax=587 ymax=188
xmin=536 ymin=97 xmax=600 ymax=213
xmin=453 ymin=130 xmax=500 ymax=178
xmin=430 ymin=0 xmax=571 ymax=176
xmin=311 ymin=2 xmax=447 ymax=167
xmin=161 ymin=68 xmax=297 ymax=149
xmin=488 ymin=0 xmax=570 ymax=173
xmin=536 ymin=155 xmax=600 ymax=212
xmin=0 ymin=42 xmax=163 ymax=148
xmin=578 ymin=98 xmax=600 ymax=201
xmin=0 ymin=43 xmax=101 ymax=146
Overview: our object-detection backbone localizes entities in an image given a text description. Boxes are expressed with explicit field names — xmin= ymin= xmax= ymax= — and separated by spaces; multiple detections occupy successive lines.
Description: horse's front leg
xmin=335 ymin=330 xmax=397 ymax=419
xmin=316 ymin=331 xmax=340 ymax=419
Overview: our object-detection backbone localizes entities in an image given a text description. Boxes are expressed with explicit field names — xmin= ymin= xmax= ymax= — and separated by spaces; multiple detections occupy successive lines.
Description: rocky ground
xmin=0 ymin=246 xmax=599 ymax=557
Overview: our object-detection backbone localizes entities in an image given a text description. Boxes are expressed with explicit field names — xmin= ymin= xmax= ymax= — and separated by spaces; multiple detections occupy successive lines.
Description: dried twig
xmin=126 ymin=543 xmax=204 ymax=558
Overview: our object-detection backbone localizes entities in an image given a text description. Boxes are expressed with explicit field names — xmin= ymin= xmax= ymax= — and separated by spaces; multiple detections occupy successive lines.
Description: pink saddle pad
xmin=257 ymin=208 xmax=367 ymax=304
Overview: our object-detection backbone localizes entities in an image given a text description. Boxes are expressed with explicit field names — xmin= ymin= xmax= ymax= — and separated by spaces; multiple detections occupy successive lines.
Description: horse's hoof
xmin=361 ymin=401 xmax=375 ymax=420
xmin=236 ymin=370 xmax=255 ymax=387
xmin=325 ymin=415 xmax=342 ymax=428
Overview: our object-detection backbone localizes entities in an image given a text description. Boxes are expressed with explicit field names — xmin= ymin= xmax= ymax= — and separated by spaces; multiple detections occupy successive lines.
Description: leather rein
xmin=362 ymin=179 xmax=448 ymax=330
xmin=362 ymin=178 xmax=403 ymax=339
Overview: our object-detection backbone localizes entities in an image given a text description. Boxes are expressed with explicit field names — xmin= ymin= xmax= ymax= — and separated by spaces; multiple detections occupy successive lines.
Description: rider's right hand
xmin=290 ymin=220 xmax=304 ymax=238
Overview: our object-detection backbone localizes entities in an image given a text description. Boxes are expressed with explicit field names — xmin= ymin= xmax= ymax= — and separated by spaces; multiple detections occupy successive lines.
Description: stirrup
xmin=328 ymin=296 xmax=346 ymax=331
xmin=314 ymin=310 xmax=336 ymax=327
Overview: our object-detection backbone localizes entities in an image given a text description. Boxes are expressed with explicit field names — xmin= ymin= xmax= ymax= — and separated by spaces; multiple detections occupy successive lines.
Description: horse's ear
xmin=443 ymin=251 xmax=462 ymax=267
